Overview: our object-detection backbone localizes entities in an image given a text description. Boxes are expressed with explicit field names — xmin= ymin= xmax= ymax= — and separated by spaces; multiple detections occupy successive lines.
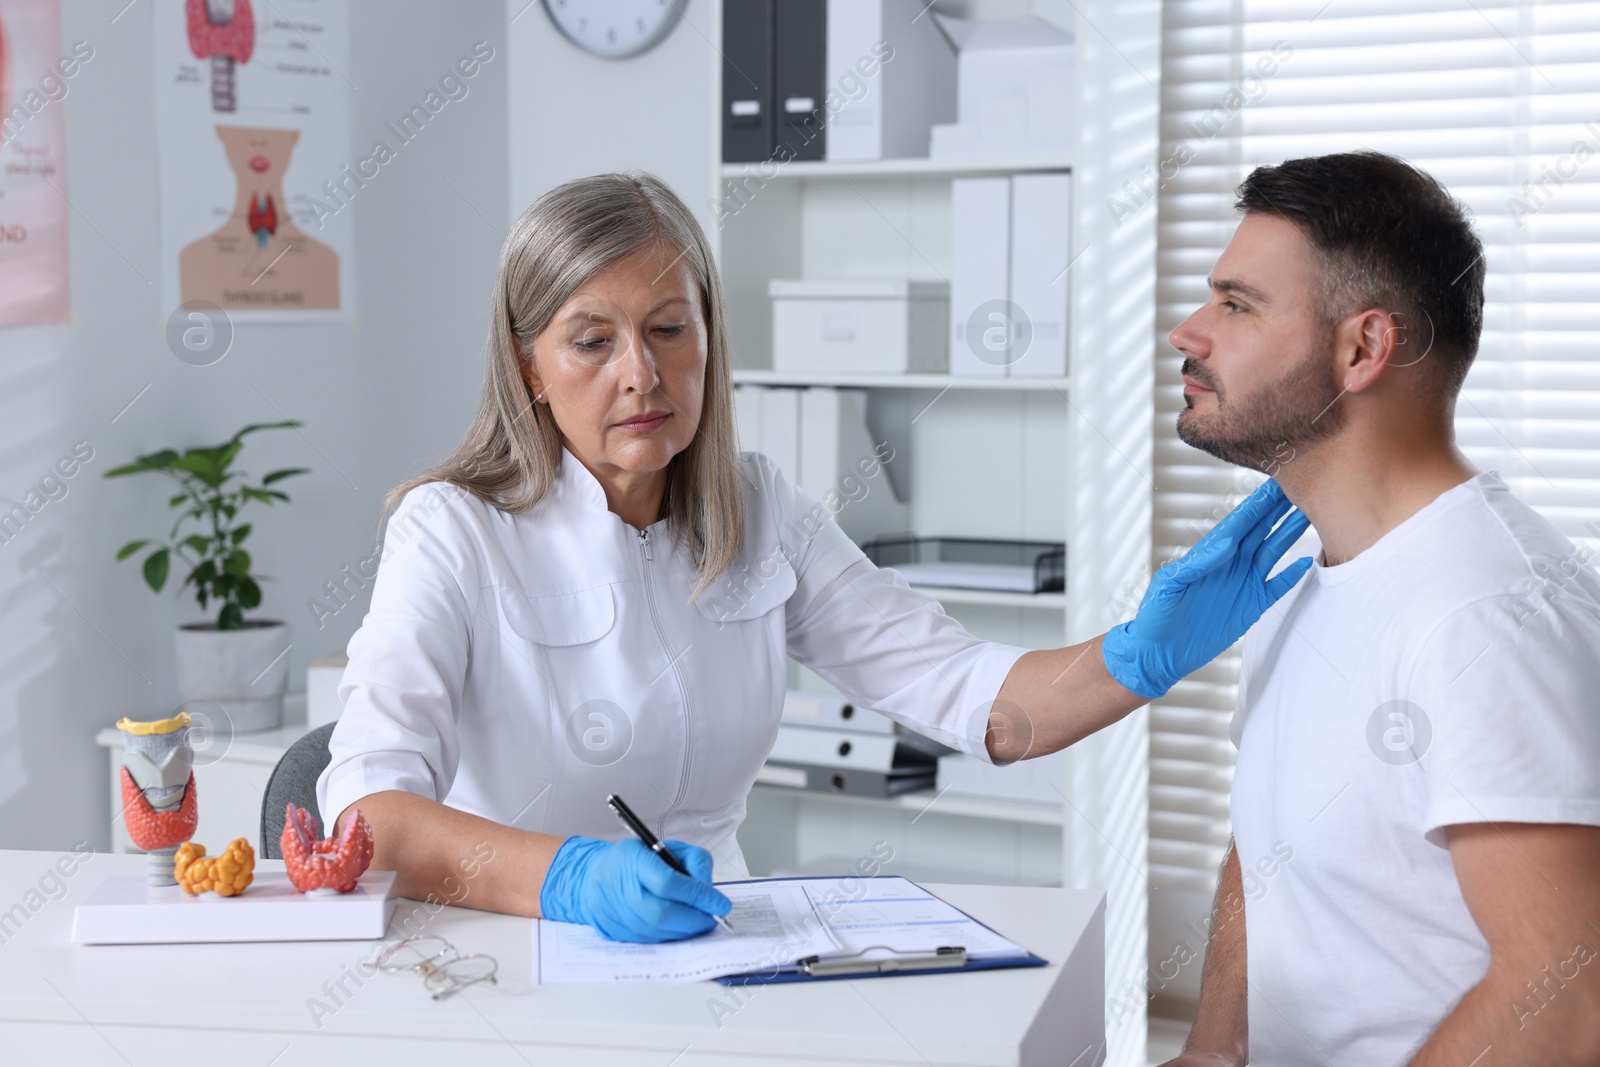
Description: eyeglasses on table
xmin=374 ymin=935 xmax=499 ymax=1000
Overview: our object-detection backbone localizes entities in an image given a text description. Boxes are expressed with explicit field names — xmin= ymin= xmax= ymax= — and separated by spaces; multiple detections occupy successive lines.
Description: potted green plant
xmin=106 ymin=421 xmax=309 ymax=732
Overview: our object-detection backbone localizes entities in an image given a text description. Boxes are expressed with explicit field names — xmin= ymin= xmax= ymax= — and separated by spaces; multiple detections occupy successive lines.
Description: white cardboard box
xmin=797 ymin=387 xmax=907 ymax=542
xmin=949 ymin=178 xmax=1012 ymax=377
xmin=825 ymin=0 xmax=956 ymax=161
xmin=1008 ymin=172 xmax=1071 ymax=377
xmin=758 ymin=385 xmax=802 ymax=483
xmin=770 ymin=278 xmax=949 ymax=374
xmin=733 ymin=383 xmax=763 ymax=454
xmin=929 ymin=15 xmax=1075 ymax=160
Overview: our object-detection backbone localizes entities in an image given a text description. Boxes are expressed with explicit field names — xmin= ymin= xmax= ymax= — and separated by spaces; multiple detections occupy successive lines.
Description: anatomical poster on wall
xmin=0 ymin=0 xmax=72 ymax=325
xmin=155 ymin=0 xmax=350 ymax=320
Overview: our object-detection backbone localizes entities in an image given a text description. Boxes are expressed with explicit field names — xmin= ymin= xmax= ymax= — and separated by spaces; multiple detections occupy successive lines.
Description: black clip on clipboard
xmin=712 ymin=875 xmax=1049 ymax=986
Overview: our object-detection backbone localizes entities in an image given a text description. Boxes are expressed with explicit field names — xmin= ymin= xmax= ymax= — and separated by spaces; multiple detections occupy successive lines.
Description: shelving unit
xmin=714 ymin=11 xmax=1078 ymax=889
xmin=731 ymin=368 xmax=1071 ymax=391
xmin=719 ymin=154 xmax=1074 ymax=180
xmin=752 ymin=782 xmax=1065 ymax=827
xmin=905 ymin=585 xmax=1067 ymax=610
xmin=719 ymin=124 xmax=1078 ymax=644
xmin=712 ymin=5 xmax=1157 ymax=1061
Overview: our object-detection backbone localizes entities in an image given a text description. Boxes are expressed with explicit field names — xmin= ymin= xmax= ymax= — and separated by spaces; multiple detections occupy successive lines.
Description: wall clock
xmin=540 ymin=0 xmax=685 ymax=60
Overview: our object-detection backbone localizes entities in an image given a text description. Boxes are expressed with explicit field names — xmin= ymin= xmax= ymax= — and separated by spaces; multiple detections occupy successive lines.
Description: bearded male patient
xmin=1159 ymin=152 xmax=1600 ymax=1067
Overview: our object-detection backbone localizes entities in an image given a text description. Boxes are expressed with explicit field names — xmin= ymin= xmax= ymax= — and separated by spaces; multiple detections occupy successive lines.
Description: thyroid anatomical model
xmin=174 ymin=838 xmax=256 ymax=896
xmin=179 ymin=125 xmax=340 ymax=310
xmin=281 ymin=804 xmax=375 ymax=893
xmin=117 ymin=713 xmax=199 ymax=887
xmin=185 ymin=0 xmax=255 ymax=112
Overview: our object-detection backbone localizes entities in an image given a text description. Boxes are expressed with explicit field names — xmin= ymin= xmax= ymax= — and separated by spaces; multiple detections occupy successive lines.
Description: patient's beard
xmin=1176 ymin=337 xmax=1345 ymax=472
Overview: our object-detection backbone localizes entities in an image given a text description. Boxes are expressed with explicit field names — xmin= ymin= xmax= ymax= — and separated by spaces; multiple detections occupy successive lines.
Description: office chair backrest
xmin=260 ymin=722 xmax=338 ymax=859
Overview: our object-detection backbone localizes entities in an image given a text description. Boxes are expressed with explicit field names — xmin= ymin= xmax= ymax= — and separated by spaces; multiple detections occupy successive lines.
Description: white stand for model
xmin=71 ymin=868 xmax=398 ymax=944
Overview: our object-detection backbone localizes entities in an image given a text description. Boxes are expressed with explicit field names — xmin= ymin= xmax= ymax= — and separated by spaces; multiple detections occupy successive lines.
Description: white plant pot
xmin=174 ymin=620 xmax=290 ymax=733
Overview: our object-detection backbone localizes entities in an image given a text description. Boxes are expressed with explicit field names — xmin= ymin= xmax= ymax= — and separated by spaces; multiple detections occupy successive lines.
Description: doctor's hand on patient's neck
xmin=990 ymin=481 xmax=1311 ymax=763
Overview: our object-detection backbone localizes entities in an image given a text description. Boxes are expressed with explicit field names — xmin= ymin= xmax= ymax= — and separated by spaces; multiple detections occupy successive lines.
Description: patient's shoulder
xmin=1437 ymin=476 xmax=1596 ymax=603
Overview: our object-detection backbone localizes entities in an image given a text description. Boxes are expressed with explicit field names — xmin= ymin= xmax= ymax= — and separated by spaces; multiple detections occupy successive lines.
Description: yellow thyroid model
xmin=173 ymin=838 xmax=256 ymax=896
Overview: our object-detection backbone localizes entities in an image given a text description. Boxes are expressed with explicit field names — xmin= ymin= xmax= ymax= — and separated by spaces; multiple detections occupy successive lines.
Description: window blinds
xmin=1151 ymin=0 xmax=1600 ymax=893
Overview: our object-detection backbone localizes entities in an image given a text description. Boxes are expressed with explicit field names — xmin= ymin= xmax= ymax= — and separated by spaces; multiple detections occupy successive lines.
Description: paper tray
xmin=861 ymin=536 xmax=1066 ymax=594
xmin=72 ymin=869 xmax=398 ymax=944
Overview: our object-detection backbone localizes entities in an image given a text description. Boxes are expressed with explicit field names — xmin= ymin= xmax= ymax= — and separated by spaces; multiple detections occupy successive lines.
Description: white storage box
xmin=770 ymin=278 xmax=949 ymax=374
xmin=929 ymin=15 xmax=1075 ymax=160
xmin=825 ymin=0 xmax=956 ymax=161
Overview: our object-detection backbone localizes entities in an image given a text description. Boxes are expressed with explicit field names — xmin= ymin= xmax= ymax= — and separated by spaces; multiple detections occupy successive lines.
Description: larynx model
xmin=117 ymin=712 xmax=199 ymax=887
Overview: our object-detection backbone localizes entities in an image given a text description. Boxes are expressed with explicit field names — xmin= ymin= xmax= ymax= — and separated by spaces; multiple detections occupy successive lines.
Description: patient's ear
xmin=1338 ymin=308 xmax=1405 ymax=394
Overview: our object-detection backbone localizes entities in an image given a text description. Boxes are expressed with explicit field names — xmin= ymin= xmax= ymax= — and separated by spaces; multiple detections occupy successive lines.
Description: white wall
xmin=506 ymin=0 xmax=718 ymax=235
xmin=0 ymin=0 xmax=508 ymax=852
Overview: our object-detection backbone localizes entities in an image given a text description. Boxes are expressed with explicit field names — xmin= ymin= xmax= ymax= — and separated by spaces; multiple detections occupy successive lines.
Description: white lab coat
xmin=316 ymin=447 xmax=1029 ymax=878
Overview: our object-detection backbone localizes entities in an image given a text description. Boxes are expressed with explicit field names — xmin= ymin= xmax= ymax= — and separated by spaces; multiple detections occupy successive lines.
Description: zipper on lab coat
xmin=638 ymin=526 xmax=695 ymax=824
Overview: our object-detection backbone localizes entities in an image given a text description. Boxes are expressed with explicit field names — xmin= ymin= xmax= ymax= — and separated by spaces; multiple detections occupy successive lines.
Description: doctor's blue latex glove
xmin=1102 ymin=479 xmax=1313 ymax=700
xmin=539 ymin=835 xmax=732 ymax=943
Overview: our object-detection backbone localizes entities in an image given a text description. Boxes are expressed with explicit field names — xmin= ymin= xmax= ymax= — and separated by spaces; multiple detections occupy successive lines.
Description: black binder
xmin=721 ymin=0 xmax=774 ymax=163
xmin=773 ymin=0 xmax=827 ymax=162
xmin=723 ymin=0 xmax=828 ymax=164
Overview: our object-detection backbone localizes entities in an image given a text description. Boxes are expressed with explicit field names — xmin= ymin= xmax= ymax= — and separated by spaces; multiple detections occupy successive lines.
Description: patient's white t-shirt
xmin=1229 ymin=472 xmax=1600 ymax=1065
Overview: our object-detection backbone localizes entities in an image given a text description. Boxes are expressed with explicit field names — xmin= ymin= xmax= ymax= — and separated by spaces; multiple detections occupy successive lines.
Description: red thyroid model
xmin=185 ymin=0 xmax=255 ymax=112
xmin=281 ymin=803 xmax=375 ymax=893
xmin=120 ymin=767 xmax=199 ymax=851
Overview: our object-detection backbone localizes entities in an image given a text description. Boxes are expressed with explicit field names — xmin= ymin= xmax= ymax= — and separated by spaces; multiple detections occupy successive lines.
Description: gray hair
xmin=384 ymin=171 xmax=744 ymax=600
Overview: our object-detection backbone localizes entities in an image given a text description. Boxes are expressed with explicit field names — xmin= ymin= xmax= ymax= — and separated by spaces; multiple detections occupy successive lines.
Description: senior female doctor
xmin=316 ymin=171 xmax=1310 ymax=943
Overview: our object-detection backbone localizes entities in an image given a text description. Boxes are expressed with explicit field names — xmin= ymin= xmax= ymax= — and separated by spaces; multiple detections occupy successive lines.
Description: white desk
xmin=1 ymin=849 xmax=1105 ymax=1066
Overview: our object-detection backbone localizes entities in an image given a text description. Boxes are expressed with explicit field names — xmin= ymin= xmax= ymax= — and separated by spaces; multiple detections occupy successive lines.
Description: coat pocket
xmin=693 ymin=552 xmax=797 ymax=624
xmin=493 ymin=582 xmax=617 ymax=646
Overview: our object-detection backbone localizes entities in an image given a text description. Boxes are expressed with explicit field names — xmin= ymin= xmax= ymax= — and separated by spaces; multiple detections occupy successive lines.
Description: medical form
xmin=534 ymin=875 xmax=1037 ymax=985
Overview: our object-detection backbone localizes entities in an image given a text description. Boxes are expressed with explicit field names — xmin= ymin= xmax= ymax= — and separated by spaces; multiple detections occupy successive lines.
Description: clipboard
xmin=711 ymin=874 xmax=1049 ymax=986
